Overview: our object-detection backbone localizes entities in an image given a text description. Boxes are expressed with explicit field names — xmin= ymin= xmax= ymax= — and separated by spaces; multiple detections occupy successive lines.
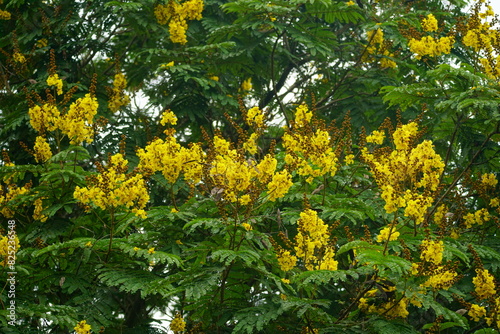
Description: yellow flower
xmin=241 ymin=77 xmax=252 ymax=91
xmin=33 ymin=197 xmax=48 ymax=222
xmin=422 ymin=13 xmax=438 ymax=32
xmin=367 ymin=28 xmax=384 ymax=45
xmin=154 ymin=4 xmax=170 ymax=25
xmin=281 ymin=278 xmax=290 ymax=284
xmin=464 ymin=208 xmax=490 ymax=228
xmin=0 ymin=9 xmax=11 ymax=20
xmin=277 ymin=250 xmax=297 ymax=272
xmin=346 ymin=0 xmax=355 ymax=5
xmin=469 ymin=304 xmax=487 ymax=322
xmin=238 ymin=194 xmax=252 ymax=206
xmin=241 ymin=222 xmax=252 ymax=231
xmin=481 ymin=173 xmax=498 ymax=187
xmin=422 ymin=268 xmax=457 ymax=290
xmin=209 ymin=75 xmax=219 ymax=81
xmin=267 ymin=169 xmax=293 ymax=201
xmin=376 ymin=226 xmax=399 ymax=242
xmin=473 ymin=268 xmax=497 ymax=300
xmin=59 ymin=94 xmax=99 ymax=144
xmin=74 ymin=153 xmax=150 ymax=215
xmin=47 ymin=74 xmax=63 ymax=95
xmin=243 ymin=133 xmax=259 ymax=155
xmin=36 ymin=38 xmax=48 ymax=48
xmin=0 ymin=235 xmax=20 ymax=266
xmin=411 ymin=263 xmax=419 ymax=275
xmin=420 ymin=239 xmax=444 ymax=265
xmin=171 ymin=207 xmax=179 ymax=213
xmin=133 ymin=247 xmax=140 ymax=251
xmin=12 ymin=52 xmax=25 ymax=63
xmin=33 ymin=136 xmax=52 ymax=163
xmin=169 ymin=18 xmax=188 ymax=44
xmin=148 ymin=247 xmax=156 ymax=254
xmin=85 ymin=241 xmax=92 ymax=247
xmin=74 ymin=320 xmax=91 ymax=334
xmin=160 ymin=109 xmax=178 ymax=126
xmin=366 ymin=130 xmax=385 ymax=145
xmin=245 ymin=106 xmax=265 ymax=128
xmin=293 ymin=104 xmax=312 ymax=127
xmin=108 ymin=73 xmax=130 ymax=112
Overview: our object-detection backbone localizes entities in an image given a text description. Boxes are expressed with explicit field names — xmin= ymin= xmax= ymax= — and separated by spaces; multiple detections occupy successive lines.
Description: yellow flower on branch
xmin=420 ymin=239 xmax=444 ymax=265
xmin=241 ymin=77 xmax=252 ymax=91
xmin=46 ymin=74 xmax=63 ymax=95
xmin=376 ymin=226 xmax=399 ymax=242
xmin=422 ymin=13 xmax=438 ymax=32
xmin=12 ymin=52 xmax=25 ymax=63
xmin=469 ymin=304 xmax=487 ymax=322
xmin=108 ymin=73 xmax=130 ymax=112
xmin=170 ymin=312 xmax=186 ymax=332
xmin=473 ymin=268 xmax=497 ymax=300
xmin=0 ymin=234 xmax=20 ymax=266
xmin=33 ymin=136 xmax=52 ymax=163
xmin=74 ymin=320 xmax=91 ymax=334
xmin=0 ymin=9 xmax=11 ymax=20
xmin=366 ymin=130 xmax=385 ymax=145
xmin=160 ymin=109 xmax=178 ymax=126
xmin=481 ymin=173 xmax=498 ymax=187
xmin=74 ymin=153 xmax=150 ymax=218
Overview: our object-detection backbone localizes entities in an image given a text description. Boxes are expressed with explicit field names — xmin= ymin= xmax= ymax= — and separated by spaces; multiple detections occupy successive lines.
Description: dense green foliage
xmin=1 ymin=0 xmax=500 ymax=333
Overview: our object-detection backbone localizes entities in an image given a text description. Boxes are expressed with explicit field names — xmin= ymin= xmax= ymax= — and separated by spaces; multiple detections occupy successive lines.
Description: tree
xmin=1 ymin=0 xmax=500 ymax=333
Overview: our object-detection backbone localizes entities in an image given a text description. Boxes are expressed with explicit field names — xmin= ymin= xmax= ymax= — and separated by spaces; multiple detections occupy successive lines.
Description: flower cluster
xmin=0 ymin=234 xmax=20 ymax=266
xmin=137 ymin=132 xmax=204 ymax=185
xmin=74 ymin=153 xmax=150 ymax=218
xmin=362 ymin=28 xmax=397 ymax=69
xmin=473 ymin=268 xmax=497 ymax=300
xmin=420 ymin=239 xmax=444 ymax=265
xmin=209 ymin=135 xmax=277 ymax=203
xmin=47 ymin=74 xmax=63 ymax=95
xmin=463 ymin=208 xmax=491 ymax=228
xmin=29 ymin=93 xmax=98 ymax=145
xmin=245 ymin=106 xmax=265 ymax=128
xmin=278 ymin=209 xmax=338 ymax=271
xmin=170 ymin=312 xmax=186 ymax=332
xmin=422 ymin=267 xmax=457 ymax=290
xmin=358 ymin=287 xmax=410 ymax=319
xmin=160 ymin=109 xmax=178 ymax=126
xmin=376 ymin=225 xmax=399 ymax=242
xmin=408 ymin=14 xmax=454 ymax=59
xmin=422 ymin=13 xmax=438 ymax=32
xmin=462 ymin=1 xmax=500 ymax=78
xmin=0 ymin=9 xmax=10 ymax=20
xmin=12 ymin=52 xmax=25 ymax=63
xmin=74 ymin=320 xmax=91 ymax=334
xmin=0 ymin=182 xmax=31 ymax=218
xmin=283 ymin=104 xmax=338 ymax=184
xmin=276 ymin=250 xmax=297 ymax=272
xmin=482 ymin=173 xmax=498 ymax=187
xmin=240 ymin=77 xmax=252 ymax=91
xmin=108 ymin=73 xmax=131 ymax=112
xmin=33 ymin=136 xmax=52 ymax=163
xmin=362 ymin=122 xmax=444 ymax=224
xmin=469 ymin=304 xmax=487 ymax=322
xmin=154 ymin=0 xmax=204 ymax=44
xmin=33 ymin=197 xmax=48 ymax=222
